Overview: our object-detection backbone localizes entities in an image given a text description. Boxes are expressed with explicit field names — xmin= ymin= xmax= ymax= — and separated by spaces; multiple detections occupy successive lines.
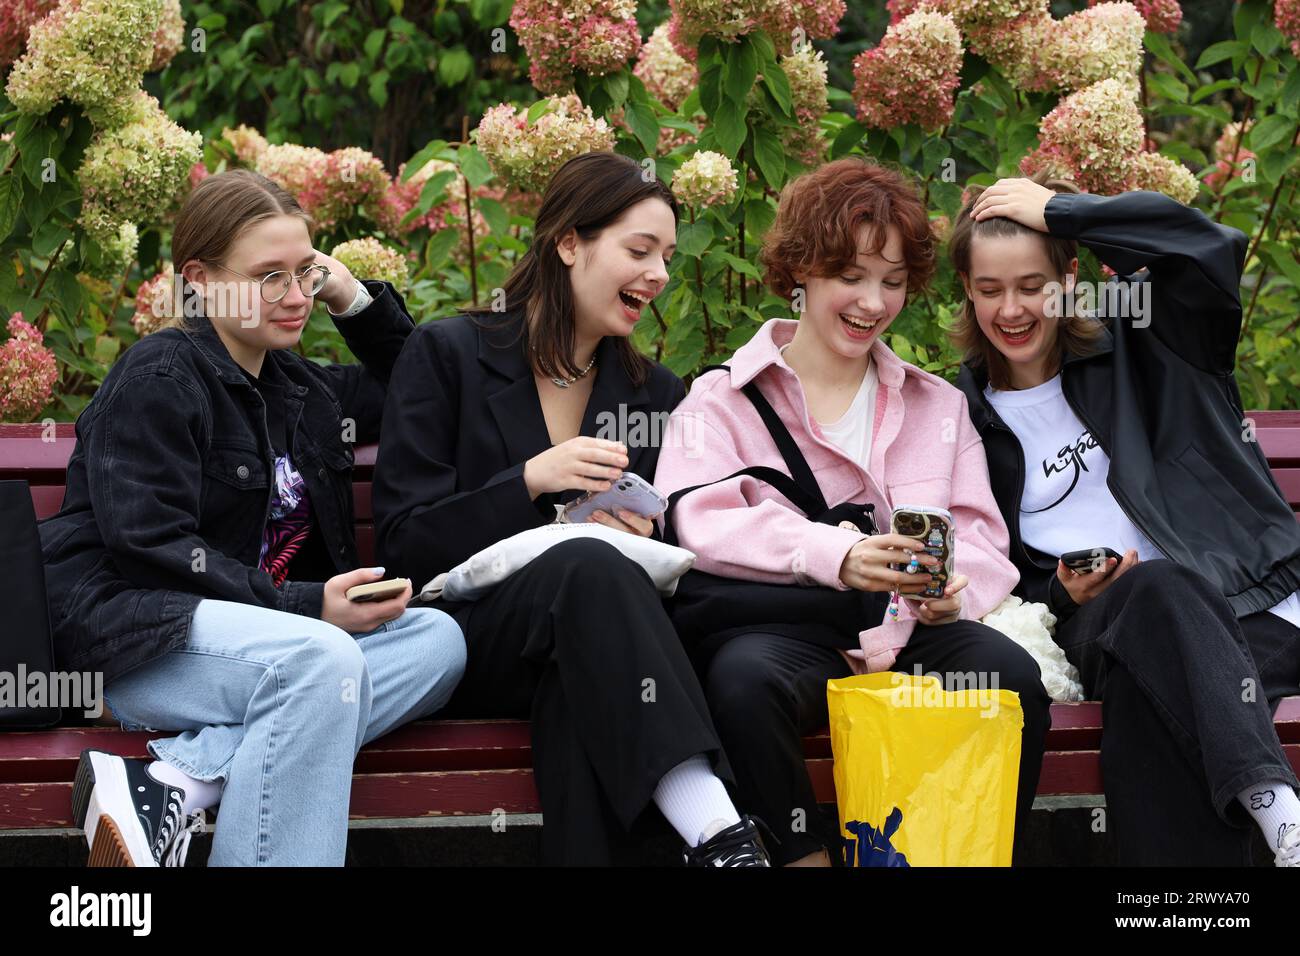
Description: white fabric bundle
xmin=979 ymin=595 xmax=1085 ymax=702
xmin=419 ymin=521 xmax=696 ymax=603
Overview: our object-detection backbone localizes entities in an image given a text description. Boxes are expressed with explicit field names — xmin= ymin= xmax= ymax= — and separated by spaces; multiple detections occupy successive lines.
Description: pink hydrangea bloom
xmin=132 ymin=265 xmax=175 ymax=336
xmin=0 ymin=315 xmax=59 ymax=422
xmin=635 ymin=22 xmax=697 ymax=110
xmin=1088 ymin=0 xmax=1181 ymax=36
xmin=297 ymin=147 xmax=393 ymax=232
xmin=1020 ymin=78 xmax=1145 ymax=194
xmin=852 ymin=10 xmax=963 ymax=132
xmin=148 ymin=0 xmax=184 ymax=72
xmin=510 ymin=0 xmax=641 ymax=93
xmin=0 ymin=0 xmax=60 ymax=69
xmin=222 ymin=124 xmax=270 ymax=164
xmin=1278 ymin=0 xmax=1300 ymax=58
xmin=474 ymin=95 xmax=616 ymax=193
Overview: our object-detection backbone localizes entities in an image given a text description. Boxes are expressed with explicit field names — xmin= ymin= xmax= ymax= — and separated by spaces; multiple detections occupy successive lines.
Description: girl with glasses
xmin=42 ymin=169 xmax=466 ymax=867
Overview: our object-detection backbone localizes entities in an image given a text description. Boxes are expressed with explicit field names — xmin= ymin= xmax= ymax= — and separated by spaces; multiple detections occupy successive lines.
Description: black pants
xmin=440 ymin=538 xmax=733 ymax=865
xmin=1054 ymin=559 xmax=1300 ymax=865
xmin=702 ymin=619 xmax=1052 ymax=866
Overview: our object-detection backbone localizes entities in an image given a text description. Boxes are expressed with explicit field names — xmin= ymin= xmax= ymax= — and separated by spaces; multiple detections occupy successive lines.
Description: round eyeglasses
xmin=205 ymin=261 xmax=331 ymax=304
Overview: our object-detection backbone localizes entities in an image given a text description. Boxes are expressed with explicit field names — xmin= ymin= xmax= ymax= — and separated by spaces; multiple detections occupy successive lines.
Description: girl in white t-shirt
xmin=950 ymin=173 xmax=1300 ymax=867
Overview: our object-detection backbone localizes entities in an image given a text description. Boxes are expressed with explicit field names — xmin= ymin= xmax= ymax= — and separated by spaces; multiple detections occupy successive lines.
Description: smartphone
xmin=1061 ymin=547 xmax=1122 ymax=574
xmin=346 ymin=577 xmax=411 ymax=603
xmin=890 ymin=505 xmax=955 ymax=600
xmin=561 ymin=472 xmax=668 ymax=524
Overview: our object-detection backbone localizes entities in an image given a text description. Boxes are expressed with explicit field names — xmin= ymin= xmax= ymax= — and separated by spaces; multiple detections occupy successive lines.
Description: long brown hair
xmin=947 ymin=170 xmax=1103 ymax=390
xmin=167 ymin=169 xmax=313 ymax=330
xmin=466 ymin=151 xmax=677 ymax=386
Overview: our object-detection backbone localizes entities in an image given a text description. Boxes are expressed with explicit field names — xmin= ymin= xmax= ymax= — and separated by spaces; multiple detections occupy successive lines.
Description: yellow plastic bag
xmin=827 ymin=672 xmax=1023 ymax=867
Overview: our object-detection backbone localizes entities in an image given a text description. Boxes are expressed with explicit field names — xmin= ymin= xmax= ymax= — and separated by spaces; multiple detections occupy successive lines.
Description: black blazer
xmin=372 ymin=309 xmax=688 ymax=593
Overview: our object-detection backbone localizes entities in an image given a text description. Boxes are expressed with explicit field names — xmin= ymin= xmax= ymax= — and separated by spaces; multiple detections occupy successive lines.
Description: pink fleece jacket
xmin=654 ymin=318 xmax=1020 ymax=672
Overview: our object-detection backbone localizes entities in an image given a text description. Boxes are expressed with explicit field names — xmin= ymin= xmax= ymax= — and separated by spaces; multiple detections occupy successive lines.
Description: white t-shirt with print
xmin=986 ymin=373 xmax=1300 ymax=628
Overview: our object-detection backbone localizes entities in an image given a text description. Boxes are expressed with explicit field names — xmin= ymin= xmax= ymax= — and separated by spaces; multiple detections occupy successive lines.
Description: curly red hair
xmin=760 ymin=158 xmax=936 ymax=300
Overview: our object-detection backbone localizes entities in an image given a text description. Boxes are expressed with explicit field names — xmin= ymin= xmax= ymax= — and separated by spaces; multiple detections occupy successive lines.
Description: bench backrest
xmin=3 ymin=412 xmax=1300 ymax=568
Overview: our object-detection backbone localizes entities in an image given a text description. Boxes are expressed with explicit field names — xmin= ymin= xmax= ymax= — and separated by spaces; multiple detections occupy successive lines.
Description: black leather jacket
xmin=39 ymin=281 xmax=413 ymax=686
xmin=958 ymin=190 xmax=1300 ymax=626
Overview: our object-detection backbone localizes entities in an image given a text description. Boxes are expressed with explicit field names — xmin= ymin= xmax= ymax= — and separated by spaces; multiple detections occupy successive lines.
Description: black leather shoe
xmin=682 ymin=815 xmax=772 ymax=867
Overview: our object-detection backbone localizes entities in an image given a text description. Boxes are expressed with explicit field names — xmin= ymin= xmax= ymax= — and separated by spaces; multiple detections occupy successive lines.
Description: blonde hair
xmin=162 ymin=169 xmax=313 ymax=330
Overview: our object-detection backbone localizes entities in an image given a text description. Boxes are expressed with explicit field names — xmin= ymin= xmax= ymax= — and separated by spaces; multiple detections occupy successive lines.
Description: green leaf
xmin=338 ymin=62 xmax=360 ymax=88
xmin=724 ymin=35 xmax=758 ymax=102
xmin=1251 ymin=21 xmax=1281 ymax=58
xmin=622 ymin=78 xmax=660 ymax=154
xmin=761 ymin=62 xmax=793 ymax=118
xmin=411 ymin=169 xmax=458 ymax=218
xmin=1196 ymin=40 xmax=1246 ymax=69
xmin=0 ymin=173 xmax=21 ymax=245
xmin=438 ymin=48 xmax=473 ymax=86
xmin=605 ymin=70 xmax=630 ymax=111
xmin=1247 ymin=114 xmax=1295 ymax=152
xmin=831 ymin=119 xmax=868 ymax=159
xmin=1281 ymin=69 xmax=1300 ymax=112
xmin=196 ymin=13 xmax=227 ymax=29
xmin=364 ymin=28 xmax=386 ymax=62
xmin=717 ymin=251 xmax=760 ymax=279
xmin=403 ymin=139 xmax=449 ymax=179
xmin=1147 ymin=71 xmax=1189 ymax=104
xmin=711 ymin=98 xmax=747 ymax=159
xmin=368 ymin=70 xmax=390 ymax=107
xmin=750 ymin=126 xmax=785 ymax=188
xmin=675 ymin=218 xmax=714 ymax=257
xmin=92 ymin=334 xmax=120 ymax=366
xmin=526 ymin=99 xmax=555 ymax=124
xmin=743 ymin=198 xmax=776 ymax=239
xmin=699 ymin=62 xmax=722 ymax=117
xmin=1260 ymin=146 xmax=1299 ymax=183
xmin=1144 ymin=31 xmax=1198 ymax=86
xmin=457 ymin=144 xmax=493 ymax=188
xmin=424 ymin=229 xmax=461 ymax=271
xmin=477 ymin=196 xmax=508 ymax=236
xmin=32 ymin=221 xmax=69 ymax=258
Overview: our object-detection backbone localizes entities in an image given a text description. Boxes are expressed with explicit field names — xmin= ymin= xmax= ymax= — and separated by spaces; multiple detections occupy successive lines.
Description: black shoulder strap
xmin=664 ymin=365 xmax=829 ymax=547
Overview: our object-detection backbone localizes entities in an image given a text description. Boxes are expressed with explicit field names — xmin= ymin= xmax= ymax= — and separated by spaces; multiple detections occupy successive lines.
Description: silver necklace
xmin=550 ymin=353 xmax=596 ymax=388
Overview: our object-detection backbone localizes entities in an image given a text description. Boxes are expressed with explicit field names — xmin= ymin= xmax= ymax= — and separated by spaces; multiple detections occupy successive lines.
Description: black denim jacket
xmin=39 ymin=280 xmax=414 ymax=686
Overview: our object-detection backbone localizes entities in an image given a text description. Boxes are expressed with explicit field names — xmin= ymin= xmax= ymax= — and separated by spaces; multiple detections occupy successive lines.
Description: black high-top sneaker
xmin=72 ymin=749 xmax=204 ymax=867
xmin=683 ymin=815 xmax=772 ymax=867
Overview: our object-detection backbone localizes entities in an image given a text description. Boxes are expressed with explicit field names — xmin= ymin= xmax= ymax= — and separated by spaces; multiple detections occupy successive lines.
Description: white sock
xmin=1237 ymin=781 xmax=1300 ymax=850
xmin=147 ymin=760 xmax=223 ymax=815
xmin=651 ymin=754 xmax=742 ymax=846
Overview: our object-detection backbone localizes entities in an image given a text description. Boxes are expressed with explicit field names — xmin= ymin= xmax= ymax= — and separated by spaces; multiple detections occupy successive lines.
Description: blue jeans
xmin=101 ymin=600 xmax=466 ymax=866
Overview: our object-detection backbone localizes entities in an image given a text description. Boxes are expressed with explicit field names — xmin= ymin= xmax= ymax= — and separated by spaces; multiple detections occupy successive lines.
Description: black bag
xmin=0 ymin=480 xmax=62 ymax=728
xmin=663 ymin=369 xmax=888 ymax=663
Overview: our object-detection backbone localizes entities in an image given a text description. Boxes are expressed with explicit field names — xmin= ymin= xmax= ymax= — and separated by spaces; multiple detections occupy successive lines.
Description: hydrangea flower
xmin=378 ymin=158 xmax=496 ymax=246
xmin=132 ymin=264 xmax=175 ymax=336
xmin=672 ymin=149 xmax=739 ymax=207
xmin=1278 ymin=0 xmax=1300 ymax=59
xmin=77 ymin=90 xmax=202 ymax=244
xmin=330 ymin=238 xmax=409 ymax=288
xmin=0 ymin=315 xmax=59 ymax=422
xmin=1206 ymin=119 xmax=1255 ymax=190
xmin=852 ymin=10 xmax=963 ymax=132
xmin=0 ymin=0 xmax=60 ymax=69
xmin=5 ymin=0 xmax=162 ymax=128
xmin=1130 ymin=150 xmax=1198 ymax=204
xmin=222 ymin=124 xmax=270 ymax=164
xmin=149 ymin=0 xmax=184 ymax=72
xmin=635 ymin=22 xmax=697 ymax=110
xmin=887 ymin=0 xmax=1042 ymax=29
xmin=1088 ymin=0 xmax=1181 ymax=36
xmin=667 ymin=0 xmax=845 ymax=61
xmin=255 ymin=143 xmax=328 ymax=197
xmin=474 ymin=95 xmax=616 ymax=193
xmin=298 ymin=146 xmax=393 ymax=231
xmin=1020 ymin=78 xmax=1145 ymax=194
xmin=510 ymin=0 xmax=641 ymax=93
xmin=779 ymin=45 xmax=830 ymax=166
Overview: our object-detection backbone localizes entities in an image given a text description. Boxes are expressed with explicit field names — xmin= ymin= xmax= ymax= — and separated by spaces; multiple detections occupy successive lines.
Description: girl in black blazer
xmin=373 ymin=151 xmax=767 ymax=866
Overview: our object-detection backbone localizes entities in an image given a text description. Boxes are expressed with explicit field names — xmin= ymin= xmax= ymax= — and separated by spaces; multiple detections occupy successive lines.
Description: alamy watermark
xmin=888 ymin=665 xmax=1002 ymax=718
xmin=0 ymin=666 xmax=103 ymax=719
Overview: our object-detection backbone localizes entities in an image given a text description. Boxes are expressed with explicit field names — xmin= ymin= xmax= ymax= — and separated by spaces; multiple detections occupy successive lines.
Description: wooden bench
xmin=2 ymin=415 xmax=1299 ymax=832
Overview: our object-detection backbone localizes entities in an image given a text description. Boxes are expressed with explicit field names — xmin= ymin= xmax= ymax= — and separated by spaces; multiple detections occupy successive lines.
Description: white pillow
xmin=980 ymin=595 xmax=1085 ymax=702
xmin=419 ymin=522 xmax=697 ymax=602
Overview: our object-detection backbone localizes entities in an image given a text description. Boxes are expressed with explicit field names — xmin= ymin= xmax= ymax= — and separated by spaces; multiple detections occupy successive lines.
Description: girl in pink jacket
xmin=654 ymin=158 xmax=1051 ymax=867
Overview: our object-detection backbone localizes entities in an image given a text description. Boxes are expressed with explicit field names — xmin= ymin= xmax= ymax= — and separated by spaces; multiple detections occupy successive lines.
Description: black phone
xmin=1061 ymin=548 xmax=1122 ymax=574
